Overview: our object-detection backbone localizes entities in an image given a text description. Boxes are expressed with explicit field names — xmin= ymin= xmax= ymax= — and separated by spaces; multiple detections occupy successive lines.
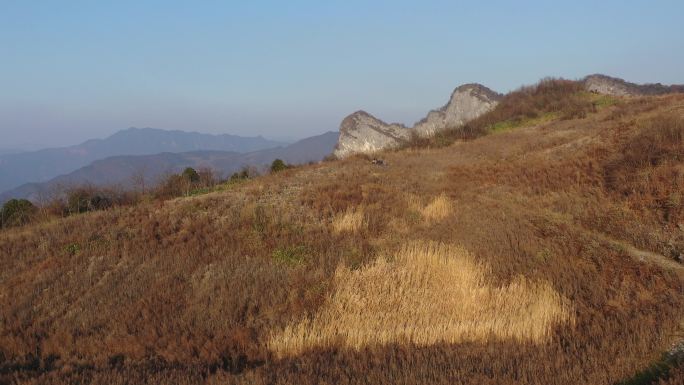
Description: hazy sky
xmin=1 ymin=1 xmax=683 ymax=148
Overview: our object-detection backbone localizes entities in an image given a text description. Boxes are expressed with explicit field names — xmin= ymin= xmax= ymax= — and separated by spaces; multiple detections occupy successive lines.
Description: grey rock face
xmin=583 ymin=74 xmax=684 ymax=96
xmin=333 ymin=111 xmax=411 ymax=159
xmin=334 ymin=84 xmax=501 ymax=158
xmin=583 ymin=74 xmax=639 ymax=96
xmin=413 ymin=84 xmax=502 ymax=138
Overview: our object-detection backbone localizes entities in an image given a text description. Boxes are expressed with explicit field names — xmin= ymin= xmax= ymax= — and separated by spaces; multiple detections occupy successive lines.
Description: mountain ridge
xmin=0 ymin=131 xmax=338 ymax=203
xmin=0 ymin=128 xmax=285 ymax=194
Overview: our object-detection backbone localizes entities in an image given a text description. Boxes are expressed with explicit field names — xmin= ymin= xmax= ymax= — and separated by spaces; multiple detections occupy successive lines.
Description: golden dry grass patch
xmin=421 ymin=193 xmax=453 ymax=222
xmin=269 ymin=241 xmax=573 ymax=358
xmin=332 ymin=206 xmax=366 ymax=234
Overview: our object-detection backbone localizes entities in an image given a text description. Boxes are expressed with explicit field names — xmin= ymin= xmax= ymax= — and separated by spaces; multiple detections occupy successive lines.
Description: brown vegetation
xmin=1 ymin=80 xmax=684 ymax=384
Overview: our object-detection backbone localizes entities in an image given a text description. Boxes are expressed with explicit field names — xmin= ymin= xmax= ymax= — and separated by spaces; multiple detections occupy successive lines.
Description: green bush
xmin=270 ymin=159 xmax=288 ymax=173
xmin=0 ymin=199 xmax=36 ymax=228
xmin=182 ymin=167 xmax=200 ymax=183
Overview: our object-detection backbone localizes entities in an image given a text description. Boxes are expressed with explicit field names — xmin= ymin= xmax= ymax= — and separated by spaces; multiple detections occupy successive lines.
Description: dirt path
xmin=601 ymin=235 xmax=684 ymax=277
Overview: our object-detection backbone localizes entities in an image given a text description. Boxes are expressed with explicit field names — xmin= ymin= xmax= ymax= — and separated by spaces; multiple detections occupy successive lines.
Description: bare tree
xmin=197 ymin=167 xmax=217 ymax=188
xmin=130 ymin=165 xmax=148 ymax=195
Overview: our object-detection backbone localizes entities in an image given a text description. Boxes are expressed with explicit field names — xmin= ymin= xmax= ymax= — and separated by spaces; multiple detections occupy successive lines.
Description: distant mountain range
xmin=0 ymin=127 xmax=285 ymax=194
xmin=0 ymin=132 xmax=338 ymax=203
xmin=0 ymin=148 xmax=26 ymax=156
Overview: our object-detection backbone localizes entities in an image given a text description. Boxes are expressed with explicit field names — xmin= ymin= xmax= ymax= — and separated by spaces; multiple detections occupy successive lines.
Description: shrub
xmin=66 ymin=188 xmax=113 ymax=214
xmin=272 ymin=245 xmax=309 ymax=266
xmin=0 ymin=198 xmax=36 ymax=228
xmin=270 ymin=159 xmax=288 ymax=173
xmin=182 ymin=167 xmax=200 ymax=183
xmin=64 ymin=243 xmax=81 ymax=256
xmin=229 ymin=171 xmax=247 ymax=182
xmin=197 ymin=167 xmax=216 ymax=186
xmin=63 ymin=186 xmax=135 ymax=215
xmin=155 ymin=167 xmax=221 ymax=199
xmin=155 ymin=174 xmax=190 ymax=198
xmin=230 ymin=166 xmax=261 ymax=182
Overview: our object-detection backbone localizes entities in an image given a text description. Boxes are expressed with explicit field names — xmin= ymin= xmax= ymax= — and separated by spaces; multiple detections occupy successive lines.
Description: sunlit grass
xmin=332 ymin=206 xmax=366 ymax=234
xmin=421 ymin=194 xmax=453 ymax=222
xmin=269 ymin=241 xmax=573 ymax=358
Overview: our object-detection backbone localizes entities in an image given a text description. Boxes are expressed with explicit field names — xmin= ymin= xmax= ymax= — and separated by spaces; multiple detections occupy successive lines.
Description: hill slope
xmin=0 ymin=127 xmax=285 ymax=194
xmin=1 ymin=85 xmax=683 ymax=385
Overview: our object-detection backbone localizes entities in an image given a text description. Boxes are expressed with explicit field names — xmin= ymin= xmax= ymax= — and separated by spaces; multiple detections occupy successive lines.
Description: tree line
xmin=0 ymin=159 xmax=293 ymax=230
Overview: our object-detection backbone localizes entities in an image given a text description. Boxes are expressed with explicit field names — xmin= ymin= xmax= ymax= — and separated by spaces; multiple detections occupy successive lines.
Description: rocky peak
xmin=583 ymin=74 xmax=684 ymax=96
xmin=333 ymin=83 xmax=501 ymax=158
xmin=454 ymin=83 xmax=504 ymax=102
xmin=413 ymin=84 xmax=502 ymax=138
xmin=583 ymin=74 xmax=640 ymax=96
xmin=339 ymin=111 xmax=406 ymax=134
xmin=334 ymin=111 xmax=411 ymax=159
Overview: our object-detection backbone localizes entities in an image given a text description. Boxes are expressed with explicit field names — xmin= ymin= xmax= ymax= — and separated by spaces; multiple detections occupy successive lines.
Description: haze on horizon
xmin=1 ymin=0 xmax=683 ymax=149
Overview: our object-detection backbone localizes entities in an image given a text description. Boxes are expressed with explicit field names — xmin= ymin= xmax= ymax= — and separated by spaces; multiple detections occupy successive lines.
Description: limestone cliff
xmin=333 ymin=111 xmax=411 ymax=159
xmin=413 ymin=84 xmax=502 ymax=138
xmin=334 ymin=84 xmax=501 ymax=158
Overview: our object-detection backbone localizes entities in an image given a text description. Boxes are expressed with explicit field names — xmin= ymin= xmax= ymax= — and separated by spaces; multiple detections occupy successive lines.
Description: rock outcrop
xmin=333 ymin=111 xmax=411 ymax=159
xmin=583 ymin=74 xmax=684 ymax=96
xmin=334 ymin=84 xmax=501 ymax=158
xmin=413 ymin=84 xmax=502 ymax=138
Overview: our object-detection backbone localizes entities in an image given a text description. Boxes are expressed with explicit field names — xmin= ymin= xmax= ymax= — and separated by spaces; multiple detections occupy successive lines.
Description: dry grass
xmin=420 ymin=193 xmax=453 ymax=222
xmin=331 ymin=206 xmax=366 ymax=234
xmin=269 ymin=241 xmax=572 ymax=358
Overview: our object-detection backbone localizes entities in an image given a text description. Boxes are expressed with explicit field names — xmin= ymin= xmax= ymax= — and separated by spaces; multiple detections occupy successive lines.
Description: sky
xmin=1 ymin=0 xmax=683 ymax=148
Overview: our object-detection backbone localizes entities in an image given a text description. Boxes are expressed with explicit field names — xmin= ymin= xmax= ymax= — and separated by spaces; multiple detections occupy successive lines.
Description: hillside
xmin=0 ymin=128 xmax=285 ymax=195
xmin=1 ymin=82 xmax=684 ymax=384
xmin=0 ymin=132 xmax=338 ymax=203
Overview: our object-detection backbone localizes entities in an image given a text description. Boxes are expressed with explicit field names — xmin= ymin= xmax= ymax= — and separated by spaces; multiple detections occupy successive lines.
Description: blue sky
xmin=1 ymin=1 xmax=683 ymax=147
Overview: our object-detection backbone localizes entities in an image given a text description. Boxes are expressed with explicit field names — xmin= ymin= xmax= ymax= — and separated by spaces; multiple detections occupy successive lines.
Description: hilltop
xmin=1 ymin=78 xmax=684 ymax=385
